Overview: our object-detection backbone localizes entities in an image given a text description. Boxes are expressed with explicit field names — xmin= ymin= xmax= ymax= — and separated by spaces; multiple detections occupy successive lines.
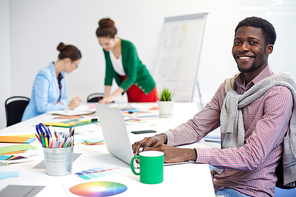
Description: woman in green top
xmin=95 ymin=18 xmax=158 ymax=104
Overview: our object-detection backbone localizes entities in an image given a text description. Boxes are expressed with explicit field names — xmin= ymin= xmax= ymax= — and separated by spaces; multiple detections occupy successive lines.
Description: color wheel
xmin=70 ymin=181 xmax=127 ymax=196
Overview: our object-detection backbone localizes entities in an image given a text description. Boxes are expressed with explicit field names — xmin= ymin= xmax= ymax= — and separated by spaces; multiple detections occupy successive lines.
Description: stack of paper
xmin=0 ymin=144 xmax=37 ymax=165
xmin=0 ymin=144 xmax=37 ymax=155
xmin=51 ymin=110 xmax=96 ymax=116
xmin=0 ymin=135 xmax=36 ymax=144
xmin=83 ymin=137 xmax=104 ymax=145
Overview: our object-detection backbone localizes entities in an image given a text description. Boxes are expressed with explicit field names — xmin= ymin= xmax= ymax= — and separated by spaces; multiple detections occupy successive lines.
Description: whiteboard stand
xmin=196 ymin=79 xmax=203 ymax=111
xmin=153 ymin=13 xmax=208 ymax=105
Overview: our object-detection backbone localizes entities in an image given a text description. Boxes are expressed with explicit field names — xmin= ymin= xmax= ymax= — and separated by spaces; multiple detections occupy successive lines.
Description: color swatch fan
xmin=69 ymin=181 xmax=127 ymax=196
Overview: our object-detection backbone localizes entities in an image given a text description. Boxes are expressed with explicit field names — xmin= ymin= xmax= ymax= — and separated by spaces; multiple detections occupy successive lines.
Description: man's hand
xmin=132 ymin=134 xmax=167 ymax=155
xmin=149 ymin=144 xmax=197 ymax=163
xmin=132 ymin=133 xmax=197 ymax=163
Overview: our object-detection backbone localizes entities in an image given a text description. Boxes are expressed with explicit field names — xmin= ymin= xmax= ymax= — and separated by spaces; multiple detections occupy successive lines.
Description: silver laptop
xmin=96 ymin=104 xmax=135 ymax=165
xmin=96 ymin=104 xmax=191 ymax=166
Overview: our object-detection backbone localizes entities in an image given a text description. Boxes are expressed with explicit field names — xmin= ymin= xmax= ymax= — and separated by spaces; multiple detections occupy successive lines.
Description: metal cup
xmin=43 ymin=146 xmax=73 ymax=176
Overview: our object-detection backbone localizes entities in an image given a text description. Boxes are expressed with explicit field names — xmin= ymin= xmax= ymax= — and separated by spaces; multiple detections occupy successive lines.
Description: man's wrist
xmin=156 ymin=133 xmax=167 ymax=144
xmin=187 ymin=148 xmax=197 ymax=162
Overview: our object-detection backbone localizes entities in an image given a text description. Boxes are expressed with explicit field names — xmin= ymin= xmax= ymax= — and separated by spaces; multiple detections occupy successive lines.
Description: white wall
xmin=239 ymin=0 xmax=296 ymax=77
xmin=8 ymin=0 xmax=239 ymax=108
xmin=4 ymin=0 xmax=295 ymax=129
xmin=0 ymin=0 xmax=11 ymax=129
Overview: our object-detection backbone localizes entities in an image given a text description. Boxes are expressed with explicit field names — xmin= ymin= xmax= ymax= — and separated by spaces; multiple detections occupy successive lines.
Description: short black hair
xmin=235 ymin=16 xmax=276 ymax=45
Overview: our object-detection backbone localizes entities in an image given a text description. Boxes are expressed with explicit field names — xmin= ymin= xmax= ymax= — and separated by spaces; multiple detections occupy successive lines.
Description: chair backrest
xmin=5 ymin=96 xmax=30 ymax=127
xmin=276 ymin=151 xmax=296 ymax=189
xmin=87 ymin=93 xmax=104 ymax=103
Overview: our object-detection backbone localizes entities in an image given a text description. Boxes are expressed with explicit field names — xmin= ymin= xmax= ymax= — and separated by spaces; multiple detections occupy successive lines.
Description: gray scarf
xmin=214 ymin=73 xmax=296 ymax=187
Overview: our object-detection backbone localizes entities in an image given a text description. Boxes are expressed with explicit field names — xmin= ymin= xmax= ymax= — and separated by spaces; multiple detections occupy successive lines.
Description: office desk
xmin=0 ymin=102 xmax=215 ymax=197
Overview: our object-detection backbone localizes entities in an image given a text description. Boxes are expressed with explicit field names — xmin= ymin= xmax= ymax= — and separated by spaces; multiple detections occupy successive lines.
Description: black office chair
xmin=5 ymin=96 xmax=30 ymax=127
xmin=87 ymin=93 xmax=104 ymax=103
xmin=274 ymin=152 xmax=296 ymax=196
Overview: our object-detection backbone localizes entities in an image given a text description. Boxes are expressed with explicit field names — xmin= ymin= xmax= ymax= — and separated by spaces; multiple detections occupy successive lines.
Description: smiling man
xmin=232 ymin=19 xmax=275 ymax=85
xmin=132 ymin=17 xmax=296 ymax=197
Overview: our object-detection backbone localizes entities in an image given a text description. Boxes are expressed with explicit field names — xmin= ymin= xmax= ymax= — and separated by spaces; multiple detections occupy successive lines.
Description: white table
xmin=0 ymin=102 xmax=215 ymax=197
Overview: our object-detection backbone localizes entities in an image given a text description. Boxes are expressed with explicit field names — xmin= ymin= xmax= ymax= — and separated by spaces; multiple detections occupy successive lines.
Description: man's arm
xmin=131 ymin=134 xmax=197 ymax=163
xmin=131 ymin=82 xmax=227 ymax=162
xmin=196 ymin=86 xmax=293 ymax=170
xmin=165 ymin=82 xmax=226 ymax=147
xmin=149 ymin=144 xmax=197 ymax=163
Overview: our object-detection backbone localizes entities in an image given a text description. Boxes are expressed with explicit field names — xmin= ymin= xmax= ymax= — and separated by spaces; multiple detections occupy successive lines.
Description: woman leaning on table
xmin=21 ymin=42 xmax=82 ymax=121
xmin=96 ymin=18 xmax=158 ymax=104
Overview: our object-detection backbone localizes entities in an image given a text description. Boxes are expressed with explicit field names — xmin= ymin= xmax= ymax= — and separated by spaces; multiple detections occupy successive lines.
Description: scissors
xmin=35 ymin=123 xmax=51 ymax=139
xmin=39 ymin=123 xmax=51 ymax=137
xmin=35 ymin=125 xmax=42 ymax=138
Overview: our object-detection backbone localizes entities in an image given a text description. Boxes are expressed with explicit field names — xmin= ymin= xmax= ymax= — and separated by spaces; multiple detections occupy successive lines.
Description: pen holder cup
xmin=43 ymin=146 xmax=74 ymax=176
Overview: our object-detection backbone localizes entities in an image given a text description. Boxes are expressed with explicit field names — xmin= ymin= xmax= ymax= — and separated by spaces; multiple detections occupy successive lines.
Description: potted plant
xmin=157 ymin=87 xmax=175 ymax=118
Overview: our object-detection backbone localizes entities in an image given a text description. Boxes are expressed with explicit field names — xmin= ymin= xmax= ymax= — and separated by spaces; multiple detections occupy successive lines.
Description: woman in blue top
xmin=22 ymin=42 xmax=82 ymax=121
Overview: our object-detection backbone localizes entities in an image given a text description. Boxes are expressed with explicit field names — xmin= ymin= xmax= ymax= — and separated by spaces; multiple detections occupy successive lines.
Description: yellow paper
xmin=11 ymin=134 xmax=35 ymax=137
xmin=43 ymin=122 xmax=75 ymax=127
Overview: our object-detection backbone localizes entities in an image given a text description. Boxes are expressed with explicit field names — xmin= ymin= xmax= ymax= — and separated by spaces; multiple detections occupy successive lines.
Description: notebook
xmin=96 ymin=104 xmax=135 ymax=165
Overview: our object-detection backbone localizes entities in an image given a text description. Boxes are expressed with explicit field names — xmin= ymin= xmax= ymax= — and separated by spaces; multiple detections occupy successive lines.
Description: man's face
xmin=232 ymin=26 xmax=273 ymax=74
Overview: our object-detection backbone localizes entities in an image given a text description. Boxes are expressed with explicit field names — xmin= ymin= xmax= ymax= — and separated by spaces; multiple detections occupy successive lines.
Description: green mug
xmin=130 ymin=151 xmax=164 ymax=184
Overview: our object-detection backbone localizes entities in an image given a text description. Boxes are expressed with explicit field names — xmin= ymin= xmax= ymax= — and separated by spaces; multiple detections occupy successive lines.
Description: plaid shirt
xmin=166 ymin=66 xmax=293 ymax=197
